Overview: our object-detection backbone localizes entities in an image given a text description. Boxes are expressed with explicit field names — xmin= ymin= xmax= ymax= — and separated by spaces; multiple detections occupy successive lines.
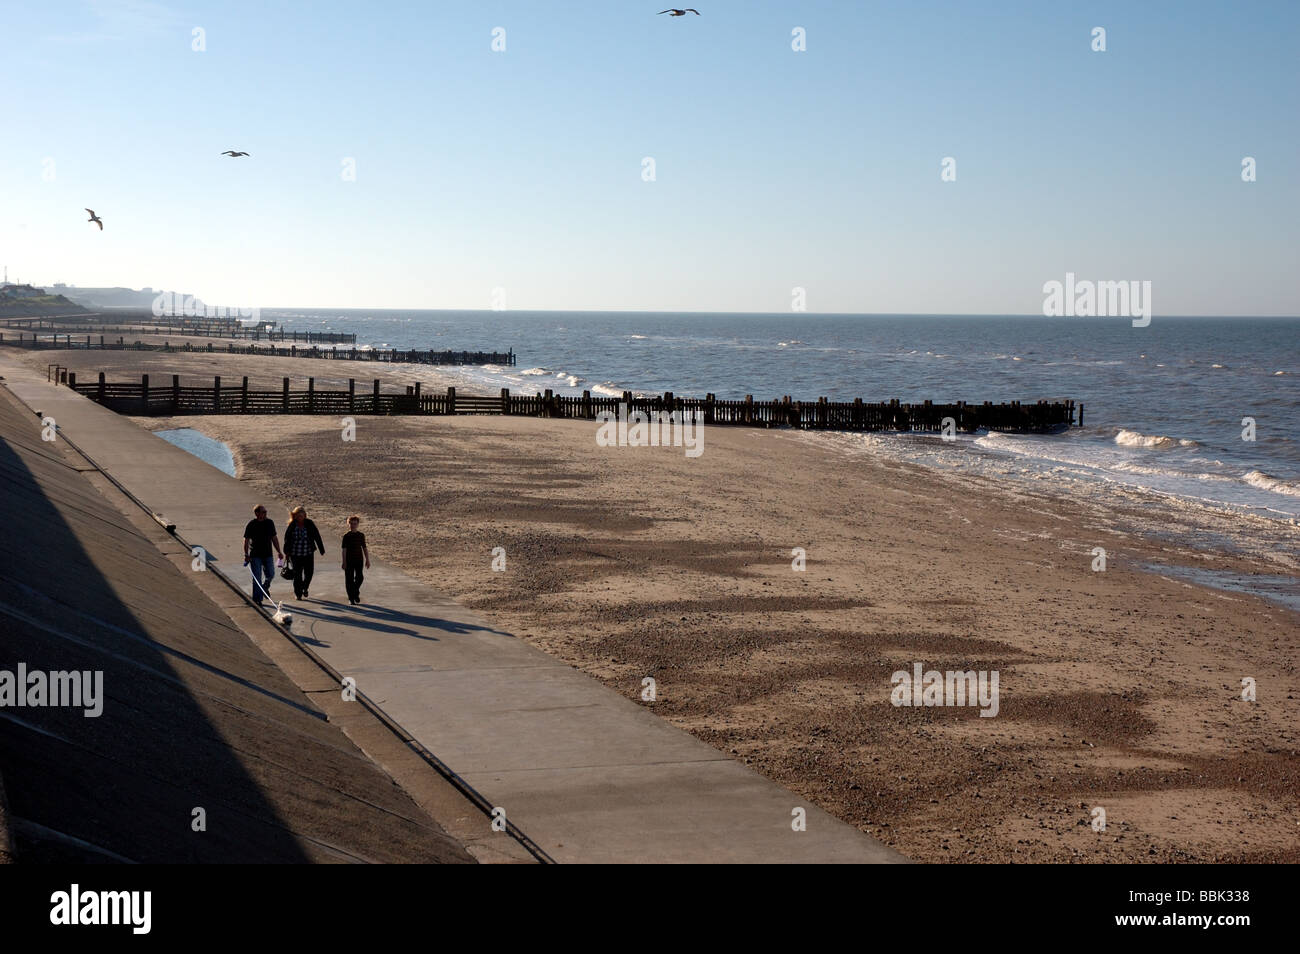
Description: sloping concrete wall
xmin=0 ymin=387 xmax=474 ymax=863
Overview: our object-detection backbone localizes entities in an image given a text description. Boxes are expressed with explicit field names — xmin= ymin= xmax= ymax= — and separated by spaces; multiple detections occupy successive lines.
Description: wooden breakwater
xmin=1 ymin=314 xmax=238 ymax=331
xmin=5 ymin=334 xmax=516 ymax=367
xmin=58 ymin=371 xmax=1080 ymax=432
xmin=0 ymin=321 xmax=356 ymax=344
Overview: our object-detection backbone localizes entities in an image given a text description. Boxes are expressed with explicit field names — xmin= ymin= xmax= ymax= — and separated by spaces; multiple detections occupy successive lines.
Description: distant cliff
xmin=50 ymin=285 xmax=165 ymax=309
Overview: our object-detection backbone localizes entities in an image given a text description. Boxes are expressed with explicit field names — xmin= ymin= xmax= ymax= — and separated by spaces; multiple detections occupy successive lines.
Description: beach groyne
xmin=0 ymin=316 xmax=357 ymax=343
xmin=57 ymin=370 xmax=1079 ymax=432
xmin=4 ymin=334 xmax=516 ymax=366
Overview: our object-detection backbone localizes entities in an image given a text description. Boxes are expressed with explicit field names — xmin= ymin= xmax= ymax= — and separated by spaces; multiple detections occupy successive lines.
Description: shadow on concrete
xmin=290 ymin=600 xmax=514 ymax=640
xmin=289 ymin=603 xmax=427 ymax=639
xmin=349 ymin=602 xmax=514 ymax=638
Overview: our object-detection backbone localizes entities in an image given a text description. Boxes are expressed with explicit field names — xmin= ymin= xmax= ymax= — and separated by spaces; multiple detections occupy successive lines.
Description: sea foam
xmin=1244 ymin=471 xmax=1300 ymax=497
xmin=1115 ymin=428 xmax=1198 ymax=449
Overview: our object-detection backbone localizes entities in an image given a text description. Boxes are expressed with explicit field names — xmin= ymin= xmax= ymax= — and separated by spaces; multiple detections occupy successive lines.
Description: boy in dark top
xmin=341 ymin=515 xmax=370 ymax=605
xmin=242 ymin=504 xmax=283 ymax=606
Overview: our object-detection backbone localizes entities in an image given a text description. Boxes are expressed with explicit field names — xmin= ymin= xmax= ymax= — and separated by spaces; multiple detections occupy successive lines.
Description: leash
xmin=247 ymin=559 xmax=288 ymax=617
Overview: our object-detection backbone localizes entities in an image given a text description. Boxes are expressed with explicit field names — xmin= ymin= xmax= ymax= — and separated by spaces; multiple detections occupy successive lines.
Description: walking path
xmin=0 ymin=353 xmax=904 ymax=863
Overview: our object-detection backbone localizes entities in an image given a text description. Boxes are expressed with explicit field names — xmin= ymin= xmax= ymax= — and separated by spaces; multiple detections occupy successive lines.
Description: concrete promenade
xmin=0 ymin=353 xmax=904 ymax=863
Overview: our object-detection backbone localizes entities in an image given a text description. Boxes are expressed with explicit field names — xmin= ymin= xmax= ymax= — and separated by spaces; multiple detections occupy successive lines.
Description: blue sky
xmin=3 ymin=0 xmax=1296 ymax=313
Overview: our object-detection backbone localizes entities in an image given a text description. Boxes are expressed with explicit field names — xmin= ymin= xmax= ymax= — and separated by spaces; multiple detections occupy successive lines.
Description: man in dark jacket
xmin=284 ymin=506 xmax=326 ymax=600
xmin=243 ymin=504 xmax=284 ymax=605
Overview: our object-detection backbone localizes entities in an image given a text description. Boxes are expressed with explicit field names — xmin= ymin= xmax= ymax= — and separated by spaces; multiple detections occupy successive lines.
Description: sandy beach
xmin=14 ymin=347 xmax=1298 ymax=862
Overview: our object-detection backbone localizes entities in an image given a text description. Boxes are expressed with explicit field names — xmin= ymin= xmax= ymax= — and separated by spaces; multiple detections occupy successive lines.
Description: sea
xmin=252 ymin=310 xmax=1298 ymax=589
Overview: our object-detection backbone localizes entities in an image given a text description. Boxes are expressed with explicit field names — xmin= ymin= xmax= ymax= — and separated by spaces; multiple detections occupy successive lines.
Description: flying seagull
xmin=658 ymin=8 xmax=700 ymax=15
xmin=85 ymin=208 xmax=103 ymax=230
xmin=221 ymin=150 xmax=250 ymax=157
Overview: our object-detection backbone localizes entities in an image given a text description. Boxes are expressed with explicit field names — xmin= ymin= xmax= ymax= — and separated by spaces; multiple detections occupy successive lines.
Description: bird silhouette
xmin=221 ymin=150 xmax=250 ymax=157
xmin=85 ymin=209 xmax=103 ymax=230
xmin=659 ymin=8 xmax=700 ymax=15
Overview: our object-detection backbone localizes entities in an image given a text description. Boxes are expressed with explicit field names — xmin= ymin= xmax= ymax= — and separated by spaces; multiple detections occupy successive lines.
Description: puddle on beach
xmin=155 ymin=428 xmax=236 ymax=477
xmin=1140 ymin=562 xmax=1300 ymax=614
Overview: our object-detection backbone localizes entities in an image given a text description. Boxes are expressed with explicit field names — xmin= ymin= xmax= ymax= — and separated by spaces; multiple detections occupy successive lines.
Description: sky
xmin=2 ymin=0 xmax=1297 ymax=314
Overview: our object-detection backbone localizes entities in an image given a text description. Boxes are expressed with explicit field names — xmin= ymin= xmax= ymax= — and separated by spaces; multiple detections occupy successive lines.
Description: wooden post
xmin=447 ymin=386 xmax=457 ymax=415
xmin=348 ymin=378 xmax=355 ymax=413
xmin=213 ymin=376 xmax=221 ymax=414
xmin=142 ymin=374 xmax=150 ymax=414
xmin=68 ymin=372 xmax=76 ymax=388
xmin=282 ymin=377 xmax=290 ymax=412
xmin=99 ymin=335 xmax=104 ymax=348
xmin=413 ymin=382 xmax=421 ymax=404
xmin=373 ymin=379 xmax=380 ymax=413
xmin=241 ymin=376 xmax=249 ymax=412
xmin=744 ymin=395 xmax=753 ymax=424
xmin=501 ymin=387 xmax=510 ymax=415
xmin=97 ymin=371 xmax=106 ymax=403
xmin=308 ymin=377 xmax=315 ymax=412
xmin=582 ymin=389 xmax=592 ymax=419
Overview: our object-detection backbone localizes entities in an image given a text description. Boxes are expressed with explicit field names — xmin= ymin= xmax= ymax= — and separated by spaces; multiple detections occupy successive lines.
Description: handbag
xmin=280 ymin=556 xmax=294 ymax=579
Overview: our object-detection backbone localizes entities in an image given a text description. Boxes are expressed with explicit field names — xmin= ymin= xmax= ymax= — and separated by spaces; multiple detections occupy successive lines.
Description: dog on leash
xmin=250 ymin=572 xmax=294 ymax=628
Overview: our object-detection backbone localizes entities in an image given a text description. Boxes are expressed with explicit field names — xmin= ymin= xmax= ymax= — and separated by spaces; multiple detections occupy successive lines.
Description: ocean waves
xmin=257 ymin=309 xmax=1300 ymax=522
xmin=1114 ymin=428 xmax=1200 ymax=449
xmin=1244 ymin=470 xmax=1300 ymax=497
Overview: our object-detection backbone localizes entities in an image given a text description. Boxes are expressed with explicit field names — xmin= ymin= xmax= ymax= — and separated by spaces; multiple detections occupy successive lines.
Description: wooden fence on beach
xmin=4 ymin=334 xmax=516 ymax=367
xmin=0 ymin=319 xmax=356 ymax=344
xmin=57 ymin=370 xmax=1081 ymax=432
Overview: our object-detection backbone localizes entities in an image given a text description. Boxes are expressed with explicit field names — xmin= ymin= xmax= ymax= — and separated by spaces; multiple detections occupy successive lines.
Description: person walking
xmin=341 ymin=515 xmax=370 ymax=605
xmin=284 ymin=506 xmax=326 ymax=600
xmin=243 ymin=504 xmax=283 ymax=606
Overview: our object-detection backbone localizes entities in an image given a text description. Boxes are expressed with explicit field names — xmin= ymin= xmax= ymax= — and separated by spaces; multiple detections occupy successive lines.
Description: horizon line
xmin=73 ymin=303 xmax=1300 ymax=320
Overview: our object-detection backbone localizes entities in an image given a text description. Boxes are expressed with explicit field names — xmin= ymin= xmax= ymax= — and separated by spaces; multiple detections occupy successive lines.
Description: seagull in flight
xmin=85 ymin=208 xmax=103 ymax=230
xmin=659 ymin=8 xmax=700 ymax=16
xmin=221 ymin=150 xmax=250 ymax=157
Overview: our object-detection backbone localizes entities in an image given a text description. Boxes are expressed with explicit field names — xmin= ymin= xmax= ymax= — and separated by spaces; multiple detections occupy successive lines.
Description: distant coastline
xmin=0 ymin=295 xmax=88 ymax=317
